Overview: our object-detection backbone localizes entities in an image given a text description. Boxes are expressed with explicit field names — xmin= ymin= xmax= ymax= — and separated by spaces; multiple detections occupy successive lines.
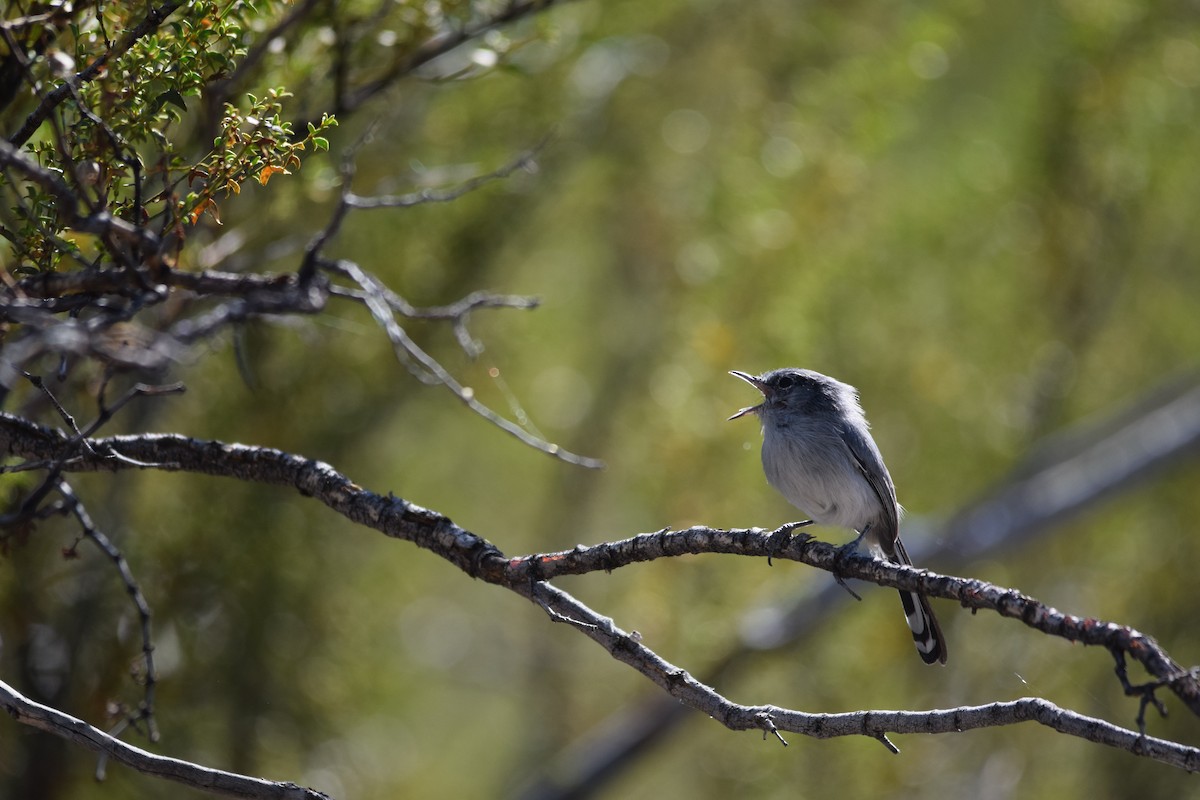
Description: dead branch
xmin=3 ymin=415 xmax=1199 ymax=780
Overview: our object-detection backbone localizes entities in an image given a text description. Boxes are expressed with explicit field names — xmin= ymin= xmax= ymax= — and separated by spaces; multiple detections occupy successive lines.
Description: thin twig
xmin=343 ymin=138 xmax=546 ymax=210
xmin=306 ymin=0 xmax=578 ymax=125
xmin=0 ymin=678 xmax=332 ymax=799
xmin=330 ymin=260 xmax=603 ymax=468
xmin=83 ymin=382 xmax=186 ymax=438
xmin=22 ymin=371 xmax=91 ymax=448
xmin=56 ymin=479 xmax=159 ymax=743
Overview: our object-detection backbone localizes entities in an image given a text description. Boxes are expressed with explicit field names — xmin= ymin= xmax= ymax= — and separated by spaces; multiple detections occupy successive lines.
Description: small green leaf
xmin=153 ymin=89 xmax=189 ymax=113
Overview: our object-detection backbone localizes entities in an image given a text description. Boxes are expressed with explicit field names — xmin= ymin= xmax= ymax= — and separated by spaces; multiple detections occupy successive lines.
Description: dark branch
xmin=4 ymin=257 xmax=591 ymax=467
xmin=320 ymin=0 xmax=578 ymax=123
xmin=0 ymin=678 xmax=330 ymax=800
xmin=495 ymin=526 xmax=1200 ymax=718
xmin=2 ymin=414 xmax=1199 ymax=772
xmin=56 ymin=480 xmax=160 ymax=743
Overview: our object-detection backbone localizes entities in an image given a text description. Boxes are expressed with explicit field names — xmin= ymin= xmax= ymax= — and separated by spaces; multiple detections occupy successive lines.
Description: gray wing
xmin=838 ymin=419 xmax=901 ymax=552
xmin=841 ymin=414 xmax=946 ymax=664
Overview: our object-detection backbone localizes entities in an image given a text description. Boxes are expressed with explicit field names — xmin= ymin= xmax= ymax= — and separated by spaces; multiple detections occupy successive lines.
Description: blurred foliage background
xmin=4 ymin=0 xmax=1200 ymax=798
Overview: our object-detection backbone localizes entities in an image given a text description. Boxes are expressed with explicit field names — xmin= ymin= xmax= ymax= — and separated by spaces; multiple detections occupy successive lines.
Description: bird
xmin=729 ymin=367 xmax=947 ymax=665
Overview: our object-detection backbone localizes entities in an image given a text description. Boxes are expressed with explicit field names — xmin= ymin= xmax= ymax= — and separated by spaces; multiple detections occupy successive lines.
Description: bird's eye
xmin=775 ymin=375 xmax=795 ymax=390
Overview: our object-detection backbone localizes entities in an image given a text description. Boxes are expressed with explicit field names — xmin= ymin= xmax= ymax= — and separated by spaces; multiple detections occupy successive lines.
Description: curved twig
xmin=0 ymin=679 xmax=330 ymax=800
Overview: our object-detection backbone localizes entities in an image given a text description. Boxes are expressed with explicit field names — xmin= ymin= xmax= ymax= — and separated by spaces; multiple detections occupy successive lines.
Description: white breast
xmin=760 ymin=423 xmax=880 ymax=532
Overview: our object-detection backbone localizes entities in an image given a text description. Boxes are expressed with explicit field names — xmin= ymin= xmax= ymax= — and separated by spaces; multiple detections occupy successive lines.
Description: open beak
xmin=728 ymin=370 xmax=766 ymax=420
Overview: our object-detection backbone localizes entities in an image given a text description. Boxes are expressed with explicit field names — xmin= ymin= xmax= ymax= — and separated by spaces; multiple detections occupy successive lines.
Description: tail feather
xmin=889 ymin=534 xmax=947 ymax=666
xmin=898 ymin=589 xmax=946 ymax=665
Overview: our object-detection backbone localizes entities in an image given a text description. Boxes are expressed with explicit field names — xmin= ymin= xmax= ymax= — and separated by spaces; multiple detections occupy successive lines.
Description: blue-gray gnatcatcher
xmin=729 ymin=367 xmax=947 ymax=665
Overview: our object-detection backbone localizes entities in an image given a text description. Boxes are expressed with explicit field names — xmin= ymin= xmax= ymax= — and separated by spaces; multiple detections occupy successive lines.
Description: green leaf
xmin=153 ymin=89 xmax=189 ymax=113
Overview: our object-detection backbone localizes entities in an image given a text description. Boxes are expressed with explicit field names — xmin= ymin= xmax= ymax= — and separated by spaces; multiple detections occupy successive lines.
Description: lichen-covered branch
xmin=3 ymin=413 xmax=1199 ymax=779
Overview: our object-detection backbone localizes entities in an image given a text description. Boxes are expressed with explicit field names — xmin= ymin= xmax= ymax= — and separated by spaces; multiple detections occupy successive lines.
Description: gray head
xmin=727 ymin=368 xmax=859 ymax=423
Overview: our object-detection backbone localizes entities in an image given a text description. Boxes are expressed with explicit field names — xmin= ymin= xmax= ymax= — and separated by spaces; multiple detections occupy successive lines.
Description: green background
xmin=4 ymin=0 xmax=1200 ymax=797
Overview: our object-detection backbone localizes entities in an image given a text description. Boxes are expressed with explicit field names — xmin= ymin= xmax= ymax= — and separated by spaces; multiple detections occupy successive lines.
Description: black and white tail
xmin=891 ymin=535 xmax=947 ymax=665
xmin=898 ymin=588 xmax=946 ymax=665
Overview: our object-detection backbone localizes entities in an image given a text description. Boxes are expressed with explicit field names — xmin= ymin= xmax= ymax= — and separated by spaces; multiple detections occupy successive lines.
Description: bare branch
xmin=3 ymin=415 xmax=1199 ymax=772
xmin=11 ymin=266 xmax=321 ymax=304
xmin=56 ymin=479 xmax=159 ymax=743
xmin=300 ymin=134 xmax=545 ymax=286
xmin=521 ymin=575 xmax=1200 ymax=770
xmin=398 ymin=290 xmax=541 ymax=320
xmin=499 ymin=525 xmax=1200 ymax=717
xmin=328 ymin=283 xmax=541 ymax=359
xmin=0 ymin=12 xmax=58 ymax=30
xmin=319 ymin=0 xmax=580 ymax=123
xmin=306 ymin=138 xmax=546 ymax=358
xmin=0 ymin=679 xmax=331 ymax=799
xmin=0 ymin=381 xmax=183 ymax=579
xmin=342 ymin=139 xmax=544 ymax=210
xmin=4 ymin=257 xmax=584 ymax=466
xmin=22 ymin=370 xmax=88 ymax=443
xmin=83 ymin=382 xmax=187 ymax=439
xmin=330 ymin=260 xmax=603 ymax=468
